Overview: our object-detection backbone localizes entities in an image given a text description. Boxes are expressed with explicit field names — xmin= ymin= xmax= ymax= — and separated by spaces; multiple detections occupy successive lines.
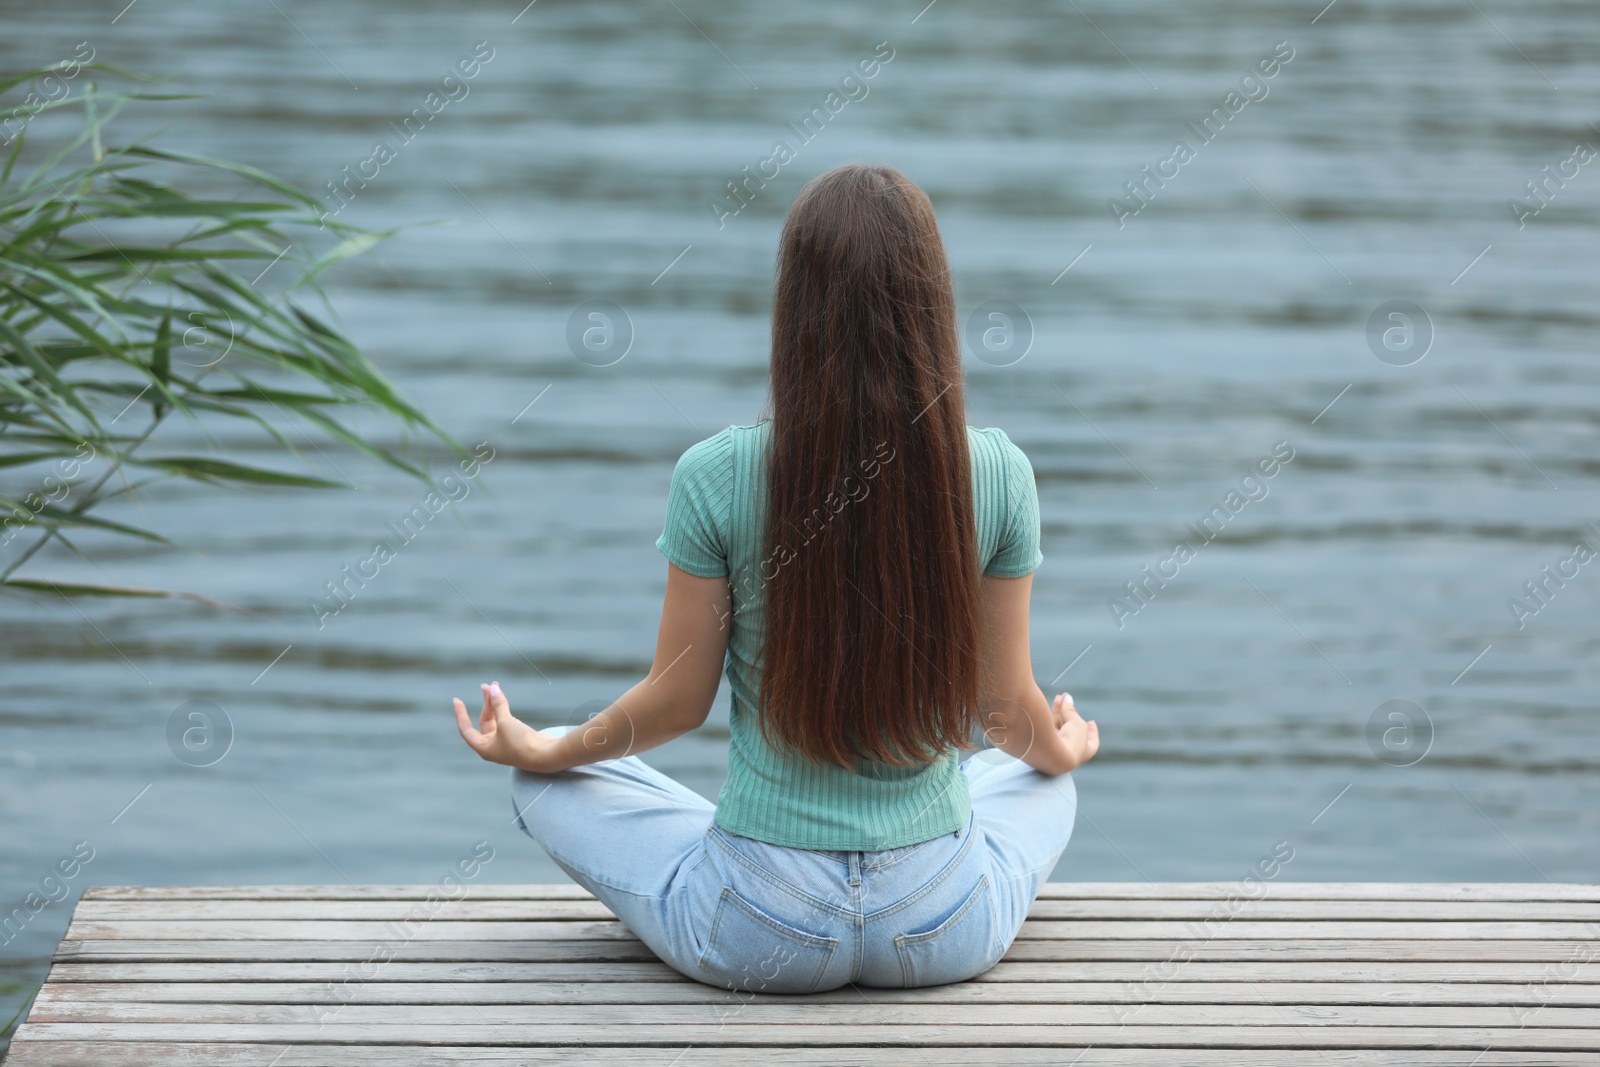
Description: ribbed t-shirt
xmin=654 ymin=421 xmax=1043 ymax=851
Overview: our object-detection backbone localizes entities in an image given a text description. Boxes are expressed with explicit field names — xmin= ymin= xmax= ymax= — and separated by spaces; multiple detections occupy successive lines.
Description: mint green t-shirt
xmin=655 ymin=421 xmax=1043 ymax=851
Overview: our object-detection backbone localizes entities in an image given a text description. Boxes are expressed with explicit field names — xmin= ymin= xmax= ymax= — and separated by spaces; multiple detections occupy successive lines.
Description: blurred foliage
xmin=0 ymin=63 xmax=450 ymax=602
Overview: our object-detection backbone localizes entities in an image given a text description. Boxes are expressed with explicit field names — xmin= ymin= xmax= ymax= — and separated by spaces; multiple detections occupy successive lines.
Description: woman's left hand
xmin=453 ymin=681 xmax=561 ymax=772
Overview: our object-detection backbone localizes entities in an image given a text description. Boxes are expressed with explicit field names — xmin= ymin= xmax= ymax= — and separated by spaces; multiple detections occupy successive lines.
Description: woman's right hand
xmin=1052 ymin=692 xmax=1099 ymax=771
xmin=453 ymin=681 xmax=565 ymax=773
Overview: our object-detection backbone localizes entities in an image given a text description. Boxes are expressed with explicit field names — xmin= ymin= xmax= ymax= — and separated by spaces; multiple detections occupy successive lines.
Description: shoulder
xmin=967 ymin=424 xmax=1016 ymax=449
xmin=668 ymin=425 xmax=761 ymax=502
xmin=966 ymin=425 xmax=1034 ymax=477
xmin=673 ymin=425 xmax=742 ymax=473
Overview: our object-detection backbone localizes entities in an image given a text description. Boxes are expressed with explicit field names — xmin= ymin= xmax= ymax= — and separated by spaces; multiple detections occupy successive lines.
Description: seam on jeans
xmin=862 ymin=820 xmax=979 ymax=926
xmin=893 ymin=874 xmax=992 ymax=986
xmin=714 ymin=885 xmax=839 ymax=947
xmin=696 ymin=889 xmax=733 ymax=979
xmin=862 ymin=809 xmax=976 ymax=872
xmin=697 ymin=886 xmax=838 ymax=994
xmin=860 ymin=840 xmax=930 ymax=872
xmin=851 ymin=876 xmax=865 ymax=982
xmin=707 ymin=826 xmax=855 ymax=921
xmin=895 ymin=873 xmax=991 ymax=947
xmin=860 ymin=837 xmax=935 ymax=871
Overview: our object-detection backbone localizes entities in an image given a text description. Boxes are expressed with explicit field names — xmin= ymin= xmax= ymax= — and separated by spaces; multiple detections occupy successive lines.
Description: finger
xmin=454 ymin=698 xmax=488 ymax=749
xmin=478 ymin=684 xmax=496 ymax=733
xmin=488 ymin=680 xmax=514 ymax=726
xmin=1085 ymin=720 xmax=1100 ymax=760
xmin=1060 ymin=699 xmax=1085 ymax=724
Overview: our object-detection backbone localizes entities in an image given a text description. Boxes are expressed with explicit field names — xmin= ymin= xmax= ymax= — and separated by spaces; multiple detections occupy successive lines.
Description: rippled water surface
xmin=2 ymin=0 xmax=1598 ymax=1033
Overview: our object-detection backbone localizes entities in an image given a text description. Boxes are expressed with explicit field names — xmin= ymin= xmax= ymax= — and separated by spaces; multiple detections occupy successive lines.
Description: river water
xmin=2 ymin=0 xmax=1597 ymax=1032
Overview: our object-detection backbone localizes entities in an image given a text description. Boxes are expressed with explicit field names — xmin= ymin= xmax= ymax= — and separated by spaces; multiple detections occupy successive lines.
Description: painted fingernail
xmin=489 ymin=682 xmax=502 ymax=698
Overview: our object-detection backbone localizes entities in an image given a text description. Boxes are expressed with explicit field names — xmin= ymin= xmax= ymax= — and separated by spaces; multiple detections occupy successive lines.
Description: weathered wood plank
xmin=71 ymin=898 xmax=1600 ymax=922
xmin=79 ymin=885 xmax=600 ymax=902
xmin=999 ymin=938 xmax=1600 ymax=962
xmin=1035 ymin=920 xmax=1599 ymax=941
xmin=9 ymin=1043 xmax=1600 ymax=1066
xmin=65 ymin=919 xmax=639 ymax=942
xmin=44 ymin=961 xmax=689 ymax=983
xmin=42 ymin=958 xmax=1600 ymax=985
xmin=52 ymin=939 xmax=664 ymax=963
xmin=27 ymin=1000 xmax=1600 ymax=1028
xmin=74 ymin=900 xmax=621 ymax=922
xmin=61 ymin=918 xmax=1600 ymax=942
xmin=79 ymin=882 xmax=1600 ymax=902
xmin=12 ymin=1022 xmax=1600 ymax=1050
xmin=26 ymin=883 xmax=1600 ymax=1061
xmin=32 ymin=979 xmax=1600 ymax=1008
xmin=53 ymin=937 xmax=1600 ymax=963
xmin=1028 ymin=883 xmax=1600 ymax=902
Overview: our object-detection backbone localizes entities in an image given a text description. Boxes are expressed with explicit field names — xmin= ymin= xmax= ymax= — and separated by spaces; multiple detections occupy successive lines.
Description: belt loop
xmin=847 ymin=852 xmax=862 ymax=887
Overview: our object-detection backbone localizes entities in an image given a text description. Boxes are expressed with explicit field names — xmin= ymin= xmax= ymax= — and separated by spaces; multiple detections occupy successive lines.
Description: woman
xmin=452 ymin=163 xmax=1099 ymax=993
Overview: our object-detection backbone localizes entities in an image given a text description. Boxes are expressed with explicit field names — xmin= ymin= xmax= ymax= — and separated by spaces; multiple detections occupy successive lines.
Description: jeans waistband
xmin=713 ymin=809 xmax=974 ymax=872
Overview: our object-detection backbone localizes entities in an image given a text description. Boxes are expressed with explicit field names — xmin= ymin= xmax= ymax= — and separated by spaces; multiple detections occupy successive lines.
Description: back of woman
xmin=452 ymin=163 xmax=1099 ymax=993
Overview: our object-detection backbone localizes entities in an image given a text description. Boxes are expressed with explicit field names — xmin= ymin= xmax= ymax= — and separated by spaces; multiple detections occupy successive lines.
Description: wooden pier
xmin=7 ymin=882 xmax=1600 ymax=1065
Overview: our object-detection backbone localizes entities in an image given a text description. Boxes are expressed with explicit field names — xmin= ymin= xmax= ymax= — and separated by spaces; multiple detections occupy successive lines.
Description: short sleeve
xmin=655 ymin=430 xmax=734 ymax=578
xmin=984 ymin=432 xmax=1043 ymax=578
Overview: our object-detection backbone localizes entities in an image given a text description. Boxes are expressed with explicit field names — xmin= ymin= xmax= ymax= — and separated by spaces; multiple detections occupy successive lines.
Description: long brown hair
xmin=759 ymin=164 xmax=980 ymax=769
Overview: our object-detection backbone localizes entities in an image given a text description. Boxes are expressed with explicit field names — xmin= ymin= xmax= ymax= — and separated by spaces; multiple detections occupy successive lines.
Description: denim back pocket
xmin=697 ymin=885 xmax=840 ymax=995
xmin=893 ymin=873 xmax=998 ymax=987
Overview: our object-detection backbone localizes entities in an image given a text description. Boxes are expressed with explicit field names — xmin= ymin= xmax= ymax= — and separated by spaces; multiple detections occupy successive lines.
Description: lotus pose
xmin=453 ymin=163 xmax=1099 ymax=993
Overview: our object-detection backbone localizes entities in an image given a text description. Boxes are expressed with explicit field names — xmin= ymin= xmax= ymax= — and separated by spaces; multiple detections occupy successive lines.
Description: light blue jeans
xmin=510 ymin=727 xmax=1077 ymax=993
